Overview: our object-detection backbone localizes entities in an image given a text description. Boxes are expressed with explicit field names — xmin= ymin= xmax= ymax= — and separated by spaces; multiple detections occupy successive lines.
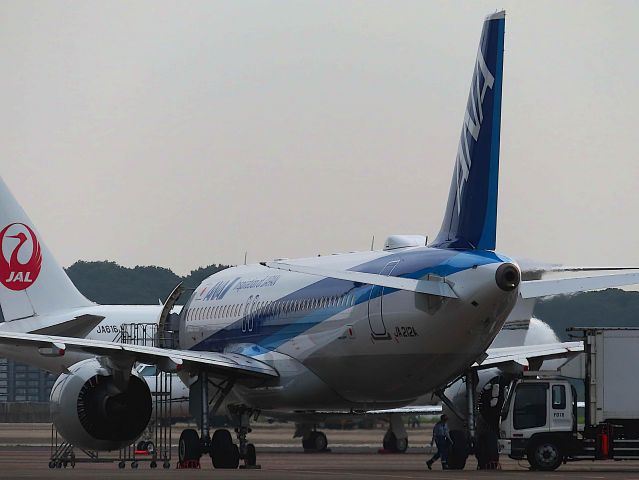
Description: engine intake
xmin=50 ymin=358 xmax=152 ymax=451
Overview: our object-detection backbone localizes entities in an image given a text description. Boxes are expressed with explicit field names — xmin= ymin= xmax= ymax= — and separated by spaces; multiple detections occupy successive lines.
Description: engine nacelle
xmin=50 ymin=358 xmax=152 ymax=451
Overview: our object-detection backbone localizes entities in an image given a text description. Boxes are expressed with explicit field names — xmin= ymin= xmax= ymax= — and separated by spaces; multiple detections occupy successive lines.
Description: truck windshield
xmin=514 ymin=383 xmax=548 ymax=430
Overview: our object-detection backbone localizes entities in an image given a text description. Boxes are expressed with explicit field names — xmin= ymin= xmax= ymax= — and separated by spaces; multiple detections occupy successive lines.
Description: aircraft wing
xmin=475 ymin=341 xmax=583 ymax=370
xmin=520 ymin=271 xmax=639 ymax=298
xmin=363 ymin=405 xmax=442 ymax=415
xmin=263 ymin=262 xmax=457 ymax=298
xmin=0 ymin=331 xmax=278 ymax=380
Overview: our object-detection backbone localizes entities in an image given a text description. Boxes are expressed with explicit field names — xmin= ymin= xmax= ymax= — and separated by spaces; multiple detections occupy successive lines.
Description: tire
xmin=527 ymin=439 xmax=562 ymax=471
xmin=475 ymin=431 xmax=499 ymax=469
xmin=447 ymin=430 xmax=469 ymax=470
xmin=395 ymin=436 xmax=408 ymax=453
xmin=246 ymin=443 xmax=257 ymax=466
xmin=211 ymin=429 xmax=239 ymax=469
xmin=312 ymin=431 xmax=328 ymax=451
xmin=179 ymin=428 xmax=200 ymax=462
xmin=303 ymin=431 xmax=328 ymax=451
xmin=382 ymin=431 xmax=408 ymax=453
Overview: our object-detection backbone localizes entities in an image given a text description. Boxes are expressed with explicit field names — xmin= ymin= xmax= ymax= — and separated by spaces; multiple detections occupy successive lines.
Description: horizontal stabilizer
xmin=476 ymin=341 xmax=583 ymax=370
xmin=263 ymin=262 xmax=458 ymax=298
xmin=520 ymin=271 xmax=639 ymax=299
xmin=30 ymin=314 xmax=105 ymax=338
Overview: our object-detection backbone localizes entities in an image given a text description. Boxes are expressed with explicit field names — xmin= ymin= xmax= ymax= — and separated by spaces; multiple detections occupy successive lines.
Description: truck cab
xmin=499 ymin=376 xmax=578 ymax=470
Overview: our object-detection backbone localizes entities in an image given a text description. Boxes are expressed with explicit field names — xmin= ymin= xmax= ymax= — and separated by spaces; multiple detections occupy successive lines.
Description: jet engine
xmin=50 ymin=358 xmax=152 ymax=451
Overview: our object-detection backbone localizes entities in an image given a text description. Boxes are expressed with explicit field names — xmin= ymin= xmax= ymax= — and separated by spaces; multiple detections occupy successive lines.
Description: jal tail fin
xmin=0 ymin=177 xmax=92 ymax=322
xmin=431 ymin=11 xmax=505 ymax=251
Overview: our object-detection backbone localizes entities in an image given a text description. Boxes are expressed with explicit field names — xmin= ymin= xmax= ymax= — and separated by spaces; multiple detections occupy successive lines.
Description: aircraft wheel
xmin=178 ymin=428 xmax=200 ymax=462
xmin=211 ymin=429 xmax=240 ymax=469
xmin=447 ymin=430 xmax=469 ymax=470
xmin=303 ymin=431 xmax=328 ymax=451
xmin=382 ymin=431 xmax=408 ymax=453
xmin=475 ymin=431 xmax=499 ymax=469
xmin=246 ymin=443 xmax=257 ymax=466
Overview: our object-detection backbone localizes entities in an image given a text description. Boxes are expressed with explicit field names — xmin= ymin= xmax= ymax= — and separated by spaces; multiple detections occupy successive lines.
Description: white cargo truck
xmin=499 ymin=328 xmax=639 ymax=471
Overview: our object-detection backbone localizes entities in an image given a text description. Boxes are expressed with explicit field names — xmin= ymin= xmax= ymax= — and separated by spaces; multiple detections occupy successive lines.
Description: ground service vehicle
xmin=500 ymin=328 xmax=639 ymax=470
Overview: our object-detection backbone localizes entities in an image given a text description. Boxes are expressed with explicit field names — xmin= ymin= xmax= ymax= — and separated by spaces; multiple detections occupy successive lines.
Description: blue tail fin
xmin=431 ymin=11 xmax=505 ymax=251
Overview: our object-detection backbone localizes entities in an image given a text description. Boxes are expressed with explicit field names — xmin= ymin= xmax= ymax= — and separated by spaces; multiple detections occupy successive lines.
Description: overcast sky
xmin=1 ymin=1 xmax=638 ymax=275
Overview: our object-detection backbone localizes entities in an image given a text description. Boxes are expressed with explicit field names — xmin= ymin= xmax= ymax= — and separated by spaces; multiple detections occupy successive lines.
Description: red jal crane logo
xmin=0 ymin=223 xmax=42 ymax=291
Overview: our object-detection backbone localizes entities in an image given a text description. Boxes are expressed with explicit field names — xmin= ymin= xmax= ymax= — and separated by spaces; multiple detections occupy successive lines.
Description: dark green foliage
xmin=182 ymin=265 xmax=229 ymax=290
xmin=65 ymin=261 xmax=230 ymax=305
xmin=534 ymin=289 xmax=639 ymax=340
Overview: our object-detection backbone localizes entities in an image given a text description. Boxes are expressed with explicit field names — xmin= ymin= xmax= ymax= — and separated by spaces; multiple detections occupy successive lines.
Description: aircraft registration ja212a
xmin=0 ymin=11 xmax=638 ymax=469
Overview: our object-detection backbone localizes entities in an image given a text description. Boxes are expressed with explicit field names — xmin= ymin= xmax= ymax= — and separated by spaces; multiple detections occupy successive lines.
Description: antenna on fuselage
xmin=244 ymin=251 xmax=247 ymax=265
xmin=370 ymin=235 xmax=375 ymax=251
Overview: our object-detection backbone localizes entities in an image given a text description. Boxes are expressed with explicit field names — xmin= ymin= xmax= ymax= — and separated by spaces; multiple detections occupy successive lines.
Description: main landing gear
xmin=302 ymin=430 xmax=329 ymax=452
xmin=380 ymin=413 xmax=409 ymax=453
xmin=177 ymin=372 xmax=260 ymax=469
xmin=296 ymin=424 xmax=330 ymax=452
xmin=434 ymin=370 xmax=498 ymax=470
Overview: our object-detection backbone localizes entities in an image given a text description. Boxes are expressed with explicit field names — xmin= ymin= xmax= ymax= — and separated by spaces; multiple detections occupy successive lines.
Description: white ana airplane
xmin=1 ymin=11 xmax=638 ymax=470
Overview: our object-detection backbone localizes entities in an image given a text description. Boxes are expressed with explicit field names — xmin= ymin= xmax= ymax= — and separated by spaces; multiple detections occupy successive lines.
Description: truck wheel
xmin=447 ymin=430 xmax=469 ymax=470
xmin=527 ymin=439 xmax=562 ymax=471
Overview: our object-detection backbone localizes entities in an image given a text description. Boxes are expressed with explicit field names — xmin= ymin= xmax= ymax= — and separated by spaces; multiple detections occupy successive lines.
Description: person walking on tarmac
xmin=427 ymin=414 xmax=453 ymax=470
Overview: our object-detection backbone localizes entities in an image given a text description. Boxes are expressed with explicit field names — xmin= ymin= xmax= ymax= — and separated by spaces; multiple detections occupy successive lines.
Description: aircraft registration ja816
xmin=1 ymin=10 xmax=639 ymax=470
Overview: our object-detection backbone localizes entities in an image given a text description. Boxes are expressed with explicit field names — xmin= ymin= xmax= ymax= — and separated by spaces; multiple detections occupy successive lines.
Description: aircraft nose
xmin=495 ymin=263 xmax=521 ymax=292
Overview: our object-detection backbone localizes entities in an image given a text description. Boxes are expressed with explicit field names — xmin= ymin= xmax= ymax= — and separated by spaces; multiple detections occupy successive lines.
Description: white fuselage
xmin=178 ymin=246 xmax=519 ymax=411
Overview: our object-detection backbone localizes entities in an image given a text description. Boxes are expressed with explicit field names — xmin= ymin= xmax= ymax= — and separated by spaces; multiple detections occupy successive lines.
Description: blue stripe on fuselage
xmin=190 ymin=248 xmax=508 ymax=355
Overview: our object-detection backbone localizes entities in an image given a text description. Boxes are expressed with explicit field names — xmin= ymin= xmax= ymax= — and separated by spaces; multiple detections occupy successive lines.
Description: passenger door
xmin=367 ymin=260 xmax=400 ymax=339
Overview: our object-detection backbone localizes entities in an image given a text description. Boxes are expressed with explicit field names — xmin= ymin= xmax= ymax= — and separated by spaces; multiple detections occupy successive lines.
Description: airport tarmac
xmin=2 ymin=424 xmax=639 ymax=479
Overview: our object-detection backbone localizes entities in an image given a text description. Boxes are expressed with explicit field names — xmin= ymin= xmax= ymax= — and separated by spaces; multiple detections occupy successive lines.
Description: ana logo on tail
xmin=0 ymin=223 xmax=42 ymax=291
xmin=455 ymin=50 xmax=495 ymax=213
